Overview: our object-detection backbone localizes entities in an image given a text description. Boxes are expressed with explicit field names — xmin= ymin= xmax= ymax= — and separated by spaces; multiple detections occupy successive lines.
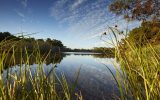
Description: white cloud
xmin=71 ymin=0 xmax=85 ymax=10
xmin=16 ymin=0 xmax=28 ymax=8
xmin=50 ymin=0 xmax=68 ymax=19
xmin=94 ymin=41 xmax=113 ymax=47
xmin=49 ymin=0 xmax=140 ymax=43
xmin=50 ymin=0 xmax=110 ymax=22
xmin=94 ymin=38 xmax=117 ymax=47
xmin=21 ymin=0 xmax=28 ymax=8
xmin=14 ymin=10 xmax=25 ymax=18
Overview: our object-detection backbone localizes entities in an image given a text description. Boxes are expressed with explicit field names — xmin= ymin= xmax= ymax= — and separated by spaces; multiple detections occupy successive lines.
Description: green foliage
xmin=107 ymin=24 xmax=160 ymax=99
xmin=122 ymin=21 xmax=160 ymax=47
xmin=92 ymin=47 xmax=115 ymax=56
xmin=0 ymin=40 xmax=82 ymax=100
xmin=0 ymin=32 xmax=64 ymax=53
xmin=117 ymin=40 xmax=160 ymax=100
xmin=0 ymin=32 xmax=20 ymax=42
xmin=46 ymin=38 xmax=63 ymax=47
xmin=109 ymin=0 xmax=160 ymax=21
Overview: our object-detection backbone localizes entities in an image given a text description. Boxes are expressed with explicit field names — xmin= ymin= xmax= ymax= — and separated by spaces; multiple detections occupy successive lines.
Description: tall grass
xmin=106 ymin=27 xmax=160 ymax=99
xmin=0 ymin=38 xmax=82 ymax=100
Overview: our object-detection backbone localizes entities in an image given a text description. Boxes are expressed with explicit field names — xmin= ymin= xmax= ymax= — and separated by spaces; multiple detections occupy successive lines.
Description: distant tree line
xmin=0 ymin=32 xmax=20 ymax=41
xmin=62 ymin=48 xmax=92 ymax=52
xmin=62 ymin=47 xmax=115 ymax=55
xmin=0 ymin=32 xmax=64 ymax=53
xmin=0 ymin=32 xmax=115 ymax=54
xmin=120 ymin=21 xmax=160 ymax=48
xmin=93 ymin=47 xmax=115 ymax=55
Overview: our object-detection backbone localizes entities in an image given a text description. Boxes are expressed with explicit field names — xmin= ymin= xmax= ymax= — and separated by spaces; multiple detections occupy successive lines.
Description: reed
xmin=106 ymin=27 xmax=160 ymax=100
xmin=0 ymin=38 xmax=82 ymax=100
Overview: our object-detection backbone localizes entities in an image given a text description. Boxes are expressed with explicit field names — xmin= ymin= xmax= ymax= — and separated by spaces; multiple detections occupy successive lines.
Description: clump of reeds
xmin=104 ymin=26 xmax=160 ymax=100
xmin=0 ymin=38 xmax=82 ymax=100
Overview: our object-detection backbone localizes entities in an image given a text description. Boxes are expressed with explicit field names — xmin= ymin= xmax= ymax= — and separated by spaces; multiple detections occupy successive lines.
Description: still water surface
xmin=3 ymin=52 xmax=121 ymax=100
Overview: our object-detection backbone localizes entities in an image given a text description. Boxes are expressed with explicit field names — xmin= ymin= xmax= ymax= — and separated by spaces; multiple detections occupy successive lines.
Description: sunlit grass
xmin=0 ymin=39 xmax=82 ymax=100
xmin=106 ymin=27 xmax=160 ymax=100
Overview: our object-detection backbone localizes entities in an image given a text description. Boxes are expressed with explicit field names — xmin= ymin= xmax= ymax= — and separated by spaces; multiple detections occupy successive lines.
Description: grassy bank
xmin=109 ymin=27 xmax=160 ymax=99
xmin=0 ymin=40 xmax=82 ymax=100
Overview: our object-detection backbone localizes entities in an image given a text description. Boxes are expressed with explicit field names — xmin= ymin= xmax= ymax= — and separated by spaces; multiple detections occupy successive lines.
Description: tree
xmin=46 ymin=38 xmax=52 ymax=43
xmin=51 ymin=39 xmax=64 ymax=47
xmin=109 ymin=0 xmax=160 ymax=21
xmin=0 ymin=32 xmax=18 ymax=41
xmin=46 ymin=38 xmax=63 ymax=47
xmin=0 ymin=32 xmax=65 ymax=53
xmin=124 ymin=21 xmax=160 ymax=47
xmin=37 ymin=39 xmax=44 ymax=43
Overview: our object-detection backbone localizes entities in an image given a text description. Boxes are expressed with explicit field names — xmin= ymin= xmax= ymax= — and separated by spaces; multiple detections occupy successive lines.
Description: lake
xmin=3 ymin=52 xmax=121 ymax=100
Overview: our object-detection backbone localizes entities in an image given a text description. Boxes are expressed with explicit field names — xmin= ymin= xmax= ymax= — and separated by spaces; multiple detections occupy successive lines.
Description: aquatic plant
xmin=0 ymin=38 xmax=82 ymax=100
xmin=105 ymin=24 xmax=160 ymax=100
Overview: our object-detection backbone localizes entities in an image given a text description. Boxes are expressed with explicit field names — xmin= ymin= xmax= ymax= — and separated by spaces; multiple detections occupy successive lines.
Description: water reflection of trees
xmin=3 ymin=52 xmax=114 ymax=69
xmin=3 ymin=53 xmax=66 ymax=69
xmin=63 ymin=53 xmax=115 ymax=58
xmin=92 ymin=54 xmax=114 ymax=58
xmin=63 ymin=52 xmax=114 ymax=58
xmin=45 ymin=53 xmax=66 ymax=65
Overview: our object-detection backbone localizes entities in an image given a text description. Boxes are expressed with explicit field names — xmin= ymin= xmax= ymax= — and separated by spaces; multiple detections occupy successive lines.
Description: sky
xmin=0 ymin=0 xmax=141 ymax=49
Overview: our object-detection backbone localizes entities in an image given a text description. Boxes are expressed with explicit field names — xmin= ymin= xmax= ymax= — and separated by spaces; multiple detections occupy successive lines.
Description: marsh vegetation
xmin=0 ymin=0 xmax=160 ymax=100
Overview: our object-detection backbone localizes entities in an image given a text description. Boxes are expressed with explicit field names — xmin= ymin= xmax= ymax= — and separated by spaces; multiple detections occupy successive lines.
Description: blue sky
xmin=0 ymin=0 xmax=140 ymax=49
